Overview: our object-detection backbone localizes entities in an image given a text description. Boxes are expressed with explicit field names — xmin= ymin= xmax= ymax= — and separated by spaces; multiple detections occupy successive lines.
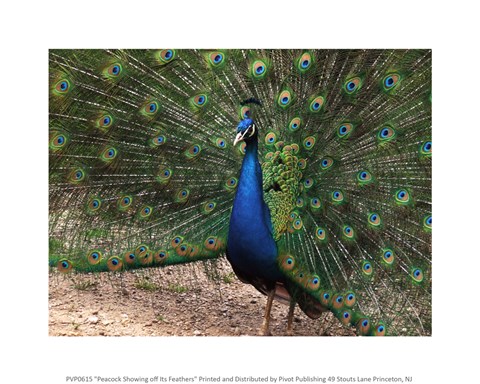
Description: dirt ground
xmin=48 ymin=258 xmax=355 ymax=337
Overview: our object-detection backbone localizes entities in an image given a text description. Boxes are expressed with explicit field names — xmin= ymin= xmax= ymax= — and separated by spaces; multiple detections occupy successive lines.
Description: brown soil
xmin=48 ymin=259 xmax=354 ymax=336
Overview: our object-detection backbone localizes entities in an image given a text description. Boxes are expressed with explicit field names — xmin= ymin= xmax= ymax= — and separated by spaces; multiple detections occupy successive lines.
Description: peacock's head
xmin=234 ymin=118 xmax=257 ymax=146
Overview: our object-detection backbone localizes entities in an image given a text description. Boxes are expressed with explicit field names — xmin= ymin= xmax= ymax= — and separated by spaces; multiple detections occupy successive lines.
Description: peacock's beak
xmin=233 ymin=125 xmax=256 ymax=146
xmin=233 ymin=131 xmax=247 ymax=146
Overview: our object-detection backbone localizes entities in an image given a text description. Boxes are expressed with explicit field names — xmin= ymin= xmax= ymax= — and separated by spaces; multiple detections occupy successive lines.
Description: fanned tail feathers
xmin=49 ymin=49 xmax=431 ymax=335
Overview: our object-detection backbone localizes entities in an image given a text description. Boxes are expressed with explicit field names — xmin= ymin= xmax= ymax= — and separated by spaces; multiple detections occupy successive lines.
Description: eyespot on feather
xmin=86 ymin=197 xmax=102 ymax=214
xmin=278 ymin=254 xmax=296 ymax=272
xmin=345 ymin=292 xmax=356 ymax=307
xmin=103 ymin=63 xmax=123 ymax=79
xmin=265 ymin=132 xmax=277 ymax=145
xmin=320 ymin=291 xmax=332 ymax=307
xmin=383 ymin=73 xmax=401 ymax=91
xmin=57 ymin=259 xmax=73 ymax=273
xmin=142 ymin=100 xmax=160 ymax=116
xmin=175 ymin=188 xmax=190 ymax=203
xmin=124 ymin=250 xmax=136 ymax=265
xmin=202 ymin=201 xmax=216 ymax=214
xmin=251 ymin=60 xmax=268 ymax=79
xmin=117 ymin=195 xmax=133 ymax=211
xmin=377 ymin=126 xmax=397 ymax=143
xmin=368 ymin=212 xmax=382 ymax=227
xmin=138 ymin=205 xmax=152 ymax=219
xmin=357 ymin=170 xmax=374 ymax=185
xmin=423 ymin=215 xmax=432 ymax=231
xmin=87 ymin=250 xmax=102 ymax=265
xmin=297 ymin=52 xmax=313 ymax=73
xmin=185 ymin=144 xmax=202 ymax=159
xmin=337 ymin=123 xmax=354 ymax=139
xmin=411 ymin=268 xmax=424 ymax=283
xmin=372 ymin=323 xmax=386 ymax=336
xmin=107 ymin=256 xmax=123 ymax=272
xmin=156 ymin=166 xmax=172 ymax=184
xmin=100 ymin=147 xmax=118 ymax=163
xmin=225 ymin=177 xmax=238 ymax=190
xmin=288 ymin=117 xmax=302 ymax=132
xmin=171 ymin=235 xmax=184 ymax=248
xmin=151 ymin=134 xmax=166 ymax=147
xmin=320 ymin=157 xmax=334 ymax=170
xmin=382 ymin=248 xmax=395 ymax=265
xmin=357 ymin=318 xmax=371 ymax=335
xmin=306 ymin=275 xmax=321 ymax=292
xmin=344 ymin=76 xmax=363 ymax=94
xmin=315 ymin=227 xmax=327 ymax=241
xmin=50 ymin=132 xmax=68 ymax=151
xmin=69 ymin=168 xmax=86 ymax=184
xmin=362 ymin=261 xmax=373 ymax=276
xmin=340 ymin=310 xmax=352 ymax=325
xmin=53 ymin=79 xmax=71 ymax=95
xmin=208 ymin=51 xmax=225 ymax=67
xmin=394 ymin=188 xmax=411 ymax=205
xmin=332 ymin=294 xmax=344 ymax=310
xmin=331 ymin=190 xmax=345 ymax=204
xmin=156 ymin=49 xmax=176 ymax=64
xmin=303 ymin=136 xmax=316 ymax=150
xmin=309 ymin=96 xmax=324 ymax=112
xmin=191 ymin=94 xmax=208 ymax=108
xmin=277 ymin=90 xmax=293 ymax=108
xmin=153 ymin=249 xmax=168 ymax=264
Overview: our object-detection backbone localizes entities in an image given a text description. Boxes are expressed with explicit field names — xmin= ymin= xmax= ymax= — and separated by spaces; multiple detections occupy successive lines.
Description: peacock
xmin=49 ymin=49 xmax=432 ymax=336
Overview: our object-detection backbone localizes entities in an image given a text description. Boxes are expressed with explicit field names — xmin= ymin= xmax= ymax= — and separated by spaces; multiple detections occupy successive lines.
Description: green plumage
xmin=49 ymin=49 xmax=432 ymax=336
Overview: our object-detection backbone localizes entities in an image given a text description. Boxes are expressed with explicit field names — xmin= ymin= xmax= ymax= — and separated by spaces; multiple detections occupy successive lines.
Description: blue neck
xmin=227 ymin=137 xmax=281 ymax=282
xmin=235 ymin=139 xmax=263 ymax=216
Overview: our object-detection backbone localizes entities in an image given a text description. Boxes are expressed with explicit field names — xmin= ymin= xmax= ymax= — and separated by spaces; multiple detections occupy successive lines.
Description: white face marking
xmin=249 ymin=124 xmax=256 ymax=138
xmin=233 ymin=124 xmax=256 ymax=146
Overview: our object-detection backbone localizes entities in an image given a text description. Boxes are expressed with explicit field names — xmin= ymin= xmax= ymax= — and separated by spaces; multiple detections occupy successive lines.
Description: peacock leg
xmin=286 ymin=300 xmax=296 ymax=336
xmin=259 ymin=290 xmax=275 ymax=336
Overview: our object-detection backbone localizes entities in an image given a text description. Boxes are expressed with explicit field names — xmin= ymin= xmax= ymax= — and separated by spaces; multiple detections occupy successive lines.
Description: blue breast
xmin=227 ymin=139 xmax=283 ymax=283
